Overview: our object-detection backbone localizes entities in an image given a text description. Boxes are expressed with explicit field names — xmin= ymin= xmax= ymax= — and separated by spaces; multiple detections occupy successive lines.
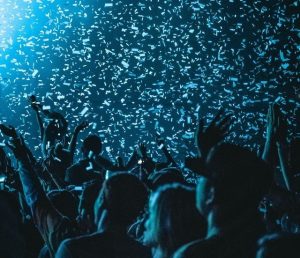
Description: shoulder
xmin=173 ymin=239 xmax=213 ymax=258
xmin=67 ymin=160 xmax=87 ymax=171
xmin=65 ymin=161 xmax=87 ymax=179
xmin=56 ymin=232 xmax=103 ymax=257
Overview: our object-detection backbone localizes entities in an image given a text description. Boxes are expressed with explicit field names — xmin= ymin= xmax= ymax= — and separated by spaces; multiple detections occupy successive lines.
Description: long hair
xmin=144 ymin=183 xmax=207 ymax=258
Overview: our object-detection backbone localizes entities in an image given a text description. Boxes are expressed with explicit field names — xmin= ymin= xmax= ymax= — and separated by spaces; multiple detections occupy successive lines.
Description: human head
xmin=148 ymin=167 xmax=186 ymax=191
xmin=47 ymin=190 xmax=78 ymax=220
xmin=94 ymin=173 xmax=148 ymax=229
xmin=196 ymin=143 xmax=273 ymax=219
xmin=81 ymin=134 xmax=102 ymax=158
xmin=256 ymin=233 xmax=300 ymax=258
xmin=144 ymin=184 xmax=207 ymax=257
xmin=78 ymin=180 xmax=102 ymax=232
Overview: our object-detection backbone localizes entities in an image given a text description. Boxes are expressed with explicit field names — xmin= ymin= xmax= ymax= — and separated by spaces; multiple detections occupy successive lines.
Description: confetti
xmin=0 ymin=0 xmax=297 ymax=162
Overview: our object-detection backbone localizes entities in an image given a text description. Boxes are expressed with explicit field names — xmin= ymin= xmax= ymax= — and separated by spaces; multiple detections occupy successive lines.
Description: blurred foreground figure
xmin=174 ymin=143 xmax=273 ymax=258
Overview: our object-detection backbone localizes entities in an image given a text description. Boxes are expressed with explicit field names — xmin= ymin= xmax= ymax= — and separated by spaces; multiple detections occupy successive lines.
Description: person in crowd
xmin=77 ymin=180 xmax=102 ymax=234
xmin=0 ymin=127 xmax=81 ymax=258
xmin=173 ymin=110 xmax=273 ymax=258
xmin=174 ymin=143 xmax=273 ymax=258
xmin=29 ymin=95 xmax=68 ymax=158
xmin=38 ymin=190 xmax=79 ymax=258
xmin=1 ymin=96 xmax=299 ymax=258
xmin=56 ymin=173 xmax=151 ymax=258
xmin=128 ymin=167 xmax=187 ymax=242
xmin=65 ymin=134 xmax=105 ymax=186
xmin=143 ymin=183 xmax=207 ymax=258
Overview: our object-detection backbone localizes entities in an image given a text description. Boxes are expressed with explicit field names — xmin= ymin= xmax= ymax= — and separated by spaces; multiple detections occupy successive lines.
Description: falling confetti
xmin=0 ymin=0 xmax=298 ymax=162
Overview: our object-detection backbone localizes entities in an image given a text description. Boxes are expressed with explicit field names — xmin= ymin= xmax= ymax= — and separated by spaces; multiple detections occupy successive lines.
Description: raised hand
xmin=0 ymin=124 xmax=18 ymax=138
xmin=138 ymin=143 xmax=148 ymax=159
xmin=196 ymin=110 xmax=232 ymax=158
xmin=75 ymin=121 xmax=89 ymax=133
xmin=155 ymin=133 xmax=164 ymax=146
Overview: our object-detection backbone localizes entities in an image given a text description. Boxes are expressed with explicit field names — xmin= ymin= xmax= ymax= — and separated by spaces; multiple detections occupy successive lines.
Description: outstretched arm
xmin=155 ymin=133 xmax=177 ymax=167
xmin=3 ymin=128 xmax=77 ymax=256
xmin=29 ymin=95 xmax=44 ymax=141
xmin=262 ymin=104 xmax=278 ymax=168
xmin=68 ymin=121 xmax=89 ymax=164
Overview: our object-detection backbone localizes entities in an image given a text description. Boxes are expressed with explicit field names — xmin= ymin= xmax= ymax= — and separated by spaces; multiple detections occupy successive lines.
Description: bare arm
xmin=261 ymin=104 xmax=278 ymax=168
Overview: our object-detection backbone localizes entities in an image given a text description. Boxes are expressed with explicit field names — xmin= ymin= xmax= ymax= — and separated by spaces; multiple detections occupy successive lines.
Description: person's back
xmin=56 ymin=231 xmax=151 ymax=258
xmin=256 ymin=233 xmax=300 ymax=258
xmin=65 ymin=134 xmax=104 ymax=185
xmin=174 ymin=214 xmax=265 ymax=258
xmin=65 ymin=159 xmax=103 ymax=185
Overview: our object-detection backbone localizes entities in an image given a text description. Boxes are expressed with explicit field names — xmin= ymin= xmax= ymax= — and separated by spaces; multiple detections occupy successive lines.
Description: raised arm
xmin=155 ymin=133 xmax=177 ymax=166
xmin=195 ymin=109 xmax=232 ymax=160
xmin=68 ymin=121 xmax=89 ymax=164
xmin=2 ymin=127 xmax=77 ymax=256
xmin=262 ymin=104 xmax=278 ymax=168
xmin=29 ymin=96 xmax=45 ymax=141
xmin=123 ymin=150 xmax=139 ymax=170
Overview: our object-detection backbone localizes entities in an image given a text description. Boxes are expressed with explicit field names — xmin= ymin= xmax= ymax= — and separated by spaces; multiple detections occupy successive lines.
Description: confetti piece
xmin=80 ymin=107 xmax=89 ymax=116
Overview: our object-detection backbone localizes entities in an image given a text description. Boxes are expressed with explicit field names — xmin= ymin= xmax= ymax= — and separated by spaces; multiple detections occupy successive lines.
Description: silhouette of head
xmin=82 ymin=135 xmax=102 ymax=158
xmin=196 ymin=143 xmax=273 ymax=217
xmin=148 ymin=167 xmax=185 ymax=191
xmin=47 ymin=190 xmax=78 ymax=220
xmin=144 ymin=184 xmax=207 ymax=257
xmin=94 ymin=173 xmax=148 ymax=229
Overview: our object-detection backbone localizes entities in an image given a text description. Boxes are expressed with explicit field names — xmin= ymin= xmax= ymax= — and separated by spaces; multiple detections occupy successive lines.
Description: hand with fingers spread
xmin=195 ymin=110 xmax=232 ymax=159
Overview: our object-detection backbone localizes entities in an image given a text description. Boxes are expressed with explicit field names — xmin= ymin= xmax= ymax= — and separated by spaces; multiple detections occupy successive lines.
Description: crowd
xmin=0 ymin=96 xmax=300 ymax=258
